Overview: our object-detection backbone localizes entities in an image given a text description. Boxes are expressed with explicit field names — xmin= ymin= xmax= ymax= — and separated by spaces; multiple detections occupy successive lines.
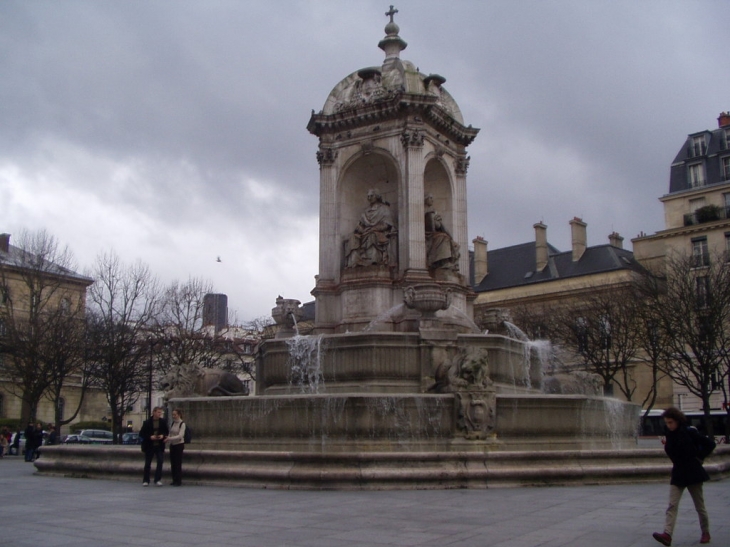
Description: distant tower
xmin=203 ymin=293 xmax=228 ymax=332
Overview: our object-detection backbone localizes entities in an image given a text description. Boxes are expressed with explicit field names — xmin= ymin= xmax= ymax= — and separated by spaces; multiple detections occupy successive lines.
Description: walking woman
xmin=652 ymin=407 xmax=711 ymax=546
xmin=165 ymin=408 xmax=187 ymax=486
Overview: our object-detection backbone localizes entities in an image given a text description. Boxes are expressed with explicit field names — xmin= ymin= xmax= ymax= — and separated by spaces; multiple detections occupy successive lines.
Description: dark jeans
xmin=169 ymin=443 xmax=184 ymax=485
xmin=143 ymin=446 xmax=165 ymax=483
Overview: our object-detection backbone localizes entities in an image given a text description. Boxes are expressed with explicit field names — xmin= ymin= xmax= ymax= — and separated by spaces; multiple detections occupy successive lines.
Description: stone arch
xmin=338 ymin=150 xmax=400 ymax=268
xmin=424 ymin=157 xmax=454 ymax=234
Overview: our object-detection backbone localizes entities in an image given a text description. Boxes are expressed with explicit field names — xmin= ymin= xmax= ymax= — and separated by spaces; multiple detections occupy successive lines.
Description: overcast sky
xmin=1 ymin=1 xmax=728 ymax=322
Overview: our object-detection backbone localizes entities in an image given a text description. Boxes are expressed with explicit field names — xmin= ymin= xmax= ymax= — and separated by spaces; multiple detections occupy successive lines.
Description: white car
xmin=77 ymin=429 xmax=114 ymax=444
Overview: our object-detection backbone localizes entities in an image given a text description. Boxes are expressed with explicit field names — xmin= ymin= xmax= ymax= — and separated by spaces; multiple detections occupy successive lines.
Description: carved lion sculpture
xmin=431 ymin=347 xmax=492 ymax=393
xmin=160 ymin=365 xmax=249 ymax=399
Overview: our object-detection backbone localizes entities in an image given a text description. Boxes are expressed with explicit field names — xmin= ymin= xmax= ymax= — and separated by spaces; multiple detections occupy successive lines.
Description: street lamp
xmin=146 ymin=337 xmax=154 ymax=421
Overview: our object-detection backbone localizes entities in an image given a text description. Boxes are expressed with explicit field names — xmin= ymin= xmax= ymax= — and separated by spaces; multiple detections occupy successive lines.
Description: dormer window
xmin=689 ymin=135 xmax=707 ymax=157
xmin=688 ymin=163 xmax=705 ymax=188
xmin=722 ymin=156 xmax=730 ymax=181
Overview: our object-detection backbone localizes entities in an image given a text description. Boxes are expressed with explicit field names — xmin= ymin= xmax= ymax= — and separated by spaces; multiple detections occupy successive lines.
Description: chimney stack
xmin=570 ymin=217 xmax=587 ymax=262
xmin=718 ymin=111 xmax=730 ymax=128
xmin=534 ymin=222 xmax=548 ymax=272
xmin=0 ymin=233 xmax=9 ymax=253
xmin=472 ymin=236 xmax=488 ymax=283
xmin=608 ymin=231 xmax=624 ymax=249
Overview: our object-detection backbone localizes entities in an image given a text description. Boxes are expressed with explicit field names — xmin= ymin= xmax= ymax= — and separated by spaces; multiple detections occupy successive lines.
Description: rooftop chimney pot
xmin=472 ymin=237 xmax=488 ymax=283
xmin=608 ymin=231 xmax=624 ymax=249
xmin=534 ymin=222 xmax=548 ymax=272
xmin=719 ymin=111 xmax=730 ymax=128
xmin=569 ymin=218 xmax=587 ymax=262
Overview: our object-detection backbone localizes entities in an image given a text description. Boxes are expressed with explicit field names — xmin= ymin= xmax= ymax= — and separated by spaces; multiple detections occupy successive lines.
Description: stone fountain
xmin=165 ymin=10 xmax=641 ymax=477
xmin=35 ymin=9 xmax=730 ymax=488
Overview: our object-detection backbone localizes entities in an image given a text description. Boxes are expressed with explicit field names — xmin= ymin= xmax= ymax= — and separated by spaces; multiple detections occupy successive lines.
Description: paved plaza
xmin=1 ymin=457 xmax=727 ymax=547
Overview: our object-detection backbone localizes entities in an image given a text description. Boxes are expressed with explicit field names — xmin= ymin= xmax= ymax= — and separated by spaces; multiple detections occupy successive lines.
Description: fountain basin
xmin=257 ymin=332 xmax=542 ymax=395
xmin=35 ymin=444 xmax=730 ymax=489
xmin=166 ymin=393 xmax=639 ymax=453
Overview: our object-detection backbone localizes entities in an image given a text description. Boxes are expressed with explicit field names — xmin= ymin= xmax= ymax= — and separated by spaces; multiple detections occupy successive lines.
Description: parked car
xmin=62 ymin=434 xmax=92 ymax=444
xmin=77 ymin=429 xmax=114 ymax=444
xmin=121 ymin=432 xmax=142 ymax=445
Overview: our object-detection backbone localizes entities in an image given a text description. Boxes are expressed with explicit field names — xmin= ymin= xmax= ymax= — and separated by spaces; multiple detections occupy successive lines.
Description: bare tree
xmin=41 ymin=299 xmax=92 ymax=436
xmin=553 ymin=287 xmax=642 ymax=400
xmin=0 ymin=229 xmax=89 ymax=423
xmin=636 ymin=253 xmax=730 ymax=437
xmin=244 ymin=315 xmax=277 ymax=339
xmin=154 ymin=278 xmax=256 ymax=384
xmin=86 ymin=251 xmax=161 ymax=443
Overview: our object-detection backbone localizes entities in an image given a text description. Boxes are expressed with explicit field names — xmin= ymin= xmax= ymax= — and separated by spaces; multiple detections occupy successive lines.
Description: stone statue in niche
xmin=424 ymin=194 xmax=460 ymax=271
xmin=345 ymin=188 xmax=396 ymax=268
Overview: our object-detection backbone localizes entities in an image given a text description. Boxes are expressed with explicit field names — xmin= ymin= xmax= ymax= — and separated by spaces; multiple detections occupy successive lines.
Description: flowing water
xmin=286 ymin=334 xmax=325 ymax=393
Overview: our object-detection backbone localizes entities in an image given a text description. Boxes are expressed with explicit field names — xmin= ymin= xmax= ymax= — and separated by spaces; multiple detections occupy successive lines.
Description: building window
xmin=722 ymin=156 xmax=730 ymax=181
xmin=689 ymin=197 xmax=706 ymax=213
xmin=0 ymin=393 xmax=4 ymax=418
xmin=696 ymin=276 xmax=710 ymax=309
xmin=57 ymin=397 xmax=65 ymax=421
xmin=723 ymin=129 xmax=730 ymax=151
xmin=689 ymin=135 xmax=707 ymax=157
xmin=688 ymin=163 xmax=705 ymax=188
xmin=692 ymin=237 xmax=709 ymax=268
xmin=726 ymin=233 xmax=730 ymax=260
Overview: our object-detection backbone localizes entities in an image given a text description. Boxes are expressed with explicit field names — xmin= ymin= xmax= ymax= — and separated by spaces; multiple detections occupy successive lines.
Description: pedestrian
xmin=46 ymin=425 xmax=58 ymax=446
xmin=23 ymin=421 xmax=35 ymax=462
xmin=652 ymin=407 xmax=711 ymax=546
xmin=139 ymin=406 xmax=169 ymax=487
xmin=0 ymin=426 xmax=9 ymax=457
xmin=10 ymin=428 xmax=21 ymax=456
xmin=165 ymin=408 xmax=187 ymax=486
xmin=32 ymin=422 xmax=44 ymax=460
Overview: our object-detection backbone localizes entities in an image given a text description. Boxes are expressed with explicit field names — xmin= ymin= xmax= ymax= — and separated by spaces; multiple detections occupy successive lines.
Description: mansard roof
xmin=472 ymin=241 xmax=643 ymax=293
xmin=668 ymin=124 xmax=730 ymax=194
xmin=0 ymin=241 xmax=93 ymax=286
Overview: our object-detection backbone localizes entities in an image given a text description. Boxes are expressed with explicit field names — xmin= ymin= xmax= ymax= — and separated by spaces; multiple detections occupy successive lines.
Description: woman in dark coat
xmin=652 ymin=407 xmax=711 ymax=546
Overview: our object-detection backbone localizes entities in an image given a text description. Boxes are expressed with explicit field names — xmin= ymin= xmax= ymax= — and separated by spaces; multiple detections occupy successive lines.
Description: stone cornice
xmin=308 ymin=93 xmax=479 ymax=147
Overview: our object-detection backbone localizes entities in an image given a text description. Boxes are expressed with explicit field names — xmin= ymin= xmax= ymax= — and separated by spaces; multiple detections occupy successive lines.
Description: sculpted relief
xmin=343 ymin=190 xmax=462 ymax=273
xmin=345 ymin=188 xmax=396 ymax=268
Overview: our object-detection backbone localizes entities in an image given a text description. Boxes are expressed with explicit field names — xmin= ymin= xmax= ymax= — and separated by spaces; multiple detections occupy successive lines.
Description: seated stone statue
xmin=424 ymin=194 xmax=460 ymax=271
xmin=345 ymin=188 xmax=396 ymax=268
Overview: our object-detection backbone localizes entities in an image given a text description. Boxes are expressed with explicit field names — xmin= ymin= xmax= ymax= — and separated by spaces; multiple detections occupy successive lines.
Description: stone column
xmin=453 ymin=155 xmax=470 ymax=276
xmin=316 ymin=146 xmax=339 ymax=281
xmin=401 ymin=129 xmax=427 ymax=273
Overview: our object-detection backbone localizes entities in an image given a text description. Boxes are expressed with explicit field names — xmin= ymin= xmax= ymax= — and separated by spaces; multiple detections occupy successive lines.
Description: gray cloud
xmin=1 ymin=0 xmax=728 ymax=320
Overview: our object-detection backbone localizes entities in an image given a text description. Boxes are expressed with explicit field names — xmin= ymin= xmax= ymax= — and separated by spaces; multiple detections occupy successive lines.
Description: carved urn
xmin=403 ymin=283 xmax=451 ymax=317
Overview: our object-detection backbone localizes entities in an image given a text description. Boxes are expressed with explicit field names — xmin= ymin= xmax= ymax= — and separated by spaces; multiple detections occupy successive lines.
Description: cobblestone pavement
xmin=1 ymin=457 xmax=727 ymax=547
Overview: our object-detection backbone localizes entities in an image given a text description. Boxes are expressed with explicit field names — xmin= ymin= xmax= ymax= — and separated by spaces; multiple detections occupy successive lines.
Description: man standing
xmin=139 ymin=407 xmax=169 ymax=486
xmin=23 ymin=421 xmax=35 ymax=462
